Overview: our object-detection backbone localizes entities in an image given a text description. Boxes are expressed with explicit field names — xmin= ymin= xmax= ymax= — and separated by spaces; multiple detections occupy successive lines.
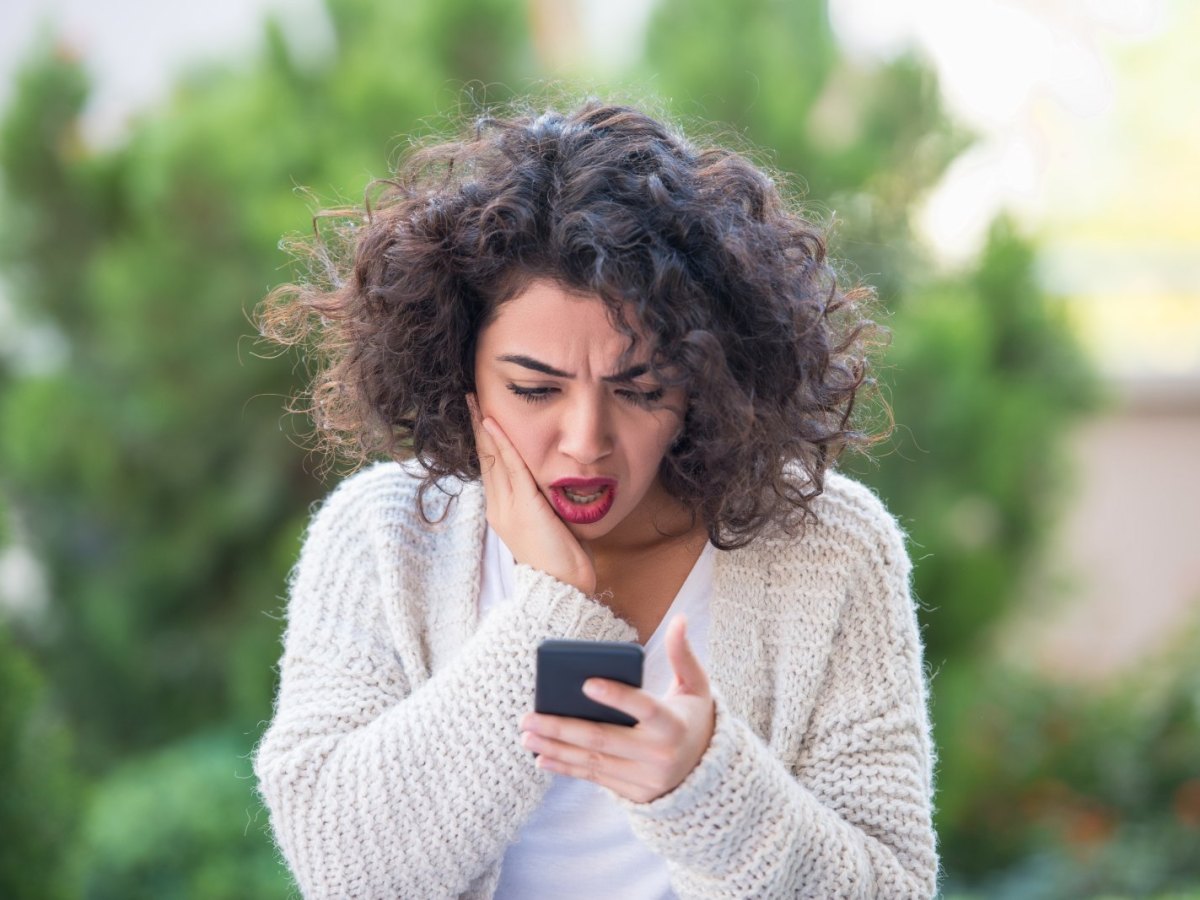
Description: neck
xmin=585 ymin=483 xmax=709 ymax=619
xmin=584 ymin=481 xmax=706 ymax=566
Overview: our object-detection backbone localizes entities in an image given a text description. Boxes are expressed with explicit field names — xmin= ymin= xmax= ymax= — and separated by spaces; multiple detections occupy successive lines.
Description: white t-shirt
xmin=479 ymin=525 xmax=714 ymax=900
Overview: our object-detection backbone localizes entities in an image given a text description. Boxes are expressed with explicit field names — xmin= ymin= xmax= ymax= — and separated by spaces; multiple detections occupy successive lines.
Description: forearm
xmin=255 ymin=565 xmax=636 ymax=898
xmin=619 ymin=695 xmax=938 ymax=899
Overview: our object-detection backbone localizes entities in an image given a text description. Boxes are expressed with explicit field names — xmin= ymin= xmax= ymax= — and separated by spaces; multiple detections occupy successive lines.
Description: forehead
xmin=480 ymin=279 xmax=648 ymax=357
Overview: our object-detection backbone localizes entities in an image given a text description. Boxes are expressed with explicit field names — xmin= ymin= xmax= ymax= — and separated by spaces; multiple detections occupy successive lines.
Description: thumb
xmin=666 ymin=614 xmax=710 ymax=697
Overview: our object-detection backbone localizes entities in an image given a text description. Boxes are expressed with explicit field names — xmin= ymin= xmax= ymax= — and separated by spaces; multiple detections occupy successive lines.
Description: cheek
xmin=489 ymin=399 xmax=553 ymax=468
xmin=626 ymin=418 xmax=677 ymax=481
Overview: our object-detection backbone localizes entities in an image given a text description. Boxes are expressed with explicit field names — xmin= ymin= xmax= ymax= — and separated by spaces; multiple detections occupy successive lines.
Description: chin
xmin=563 ymin=516 xmax=619 ymax=540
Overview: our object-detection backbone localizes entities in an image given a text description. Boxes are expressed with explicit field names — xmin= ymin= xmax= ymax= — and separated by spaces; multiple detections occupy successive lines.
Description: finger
xmin=534 ymin=751 xmax=657 ymax=801
xmin=665 ymin=615 xmax=711 ymax=697
xmin=466 ymin=392 xmax=486 ymax=454
xmin=523 ymin=711 xmax=641 ymax=757
xmin=582 ymin=679 xmax=663 ymax=726
xmin=523 ymin=725 xmax=668 ymax=793
xmin=522 ymin=728 xmax=645 ymax=773
xmin=481 ymin=415 xmax=539 ymax=498
xmin=467 ymin=394 xmax=506 ymax=488
xmin=523 ymin=698 xmax=670 ymax=761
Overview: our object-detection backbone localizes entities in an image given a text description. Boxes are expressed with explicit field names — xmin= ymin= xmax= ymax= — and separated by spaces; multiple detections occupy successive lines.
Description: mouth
xmin=548 ymin=477 xmax=618 ymax=525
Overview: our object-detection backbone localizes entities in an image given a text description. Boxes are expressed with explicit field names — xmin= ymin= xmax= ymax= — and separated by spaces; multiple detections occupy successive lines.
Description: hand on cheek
xmin=467 ymin=393 xmax=597 ymax=595
xmin=519 ymin=615 xmax=716 ymax=804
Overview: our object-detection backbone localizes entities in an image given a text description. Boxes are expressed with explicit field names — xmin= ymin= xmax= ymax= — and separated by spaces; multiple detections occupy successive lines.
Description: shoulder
xmin=808 ymin=470 xmax=910 ymax=574
xmin=315 ymin=458 xmax=424 ymax=515
xmin=302 ymin=459 xmax=483 ymax=553
xmin=745 ymin=468 xmax=911 ymax=589
xmin=799 ymin=473 xmax=924 ymax=658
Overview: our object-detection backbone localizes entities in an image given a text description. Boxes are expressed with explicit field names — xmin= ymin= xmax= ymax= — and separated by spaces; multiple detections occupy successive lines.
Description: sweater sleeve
xmin=615 ymin=500 xmax=939 ymax=899
xmin=253 ymin=470 xmax=637 ymax=899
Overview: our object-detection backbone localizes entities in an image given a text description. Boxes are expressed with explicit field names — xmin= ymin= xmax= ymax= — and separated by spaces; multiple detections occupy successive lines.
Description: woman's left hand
xmin=519 ymin=614 xmax=716 ymax=804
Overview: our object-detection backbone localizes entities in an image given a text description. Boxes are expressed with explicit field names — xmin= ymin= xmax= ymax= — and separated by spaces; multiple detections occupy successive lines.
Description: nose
xmin=557 ymin=393 xmax=613 ymax=465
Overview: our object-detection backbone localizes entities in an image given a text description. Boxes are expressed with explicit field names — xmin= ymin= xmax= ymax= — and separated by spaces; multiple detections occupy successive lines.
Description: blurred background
xmin=1 ymin=0 xmax=1196 ymax=897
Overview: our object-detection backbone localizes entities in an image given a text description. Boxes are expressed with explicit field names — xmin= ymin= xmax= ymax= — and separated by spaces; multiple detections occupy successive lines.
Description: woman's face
xmin=472 ymin=279 xmax=687 ymax=544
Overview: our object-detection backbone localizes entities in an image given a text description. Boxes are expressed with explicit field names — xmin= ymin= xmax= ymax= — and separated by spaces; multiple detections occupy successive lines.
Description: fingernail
xmin=583 ymin=679 xmax=604 ymax=698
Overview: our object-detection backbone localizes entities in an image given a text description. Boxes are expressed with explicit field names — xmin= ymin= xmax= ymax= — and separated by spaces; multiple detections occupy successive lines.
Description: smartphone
xmin=535 ymin=638 xmax=644 ymax=727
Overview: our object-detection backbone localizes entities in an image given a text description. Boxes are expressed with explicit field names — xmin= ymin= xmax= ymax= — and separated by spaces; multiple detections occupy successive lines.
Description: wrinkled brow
xmin=496 ymin=354 xmax=650 ymax=383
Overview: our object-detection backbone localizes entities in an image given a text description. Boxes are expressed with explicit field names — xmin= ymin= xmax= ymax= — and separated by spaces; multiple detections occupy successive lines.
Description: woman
xmin=253 ymin=99 xmax=939 ymax=899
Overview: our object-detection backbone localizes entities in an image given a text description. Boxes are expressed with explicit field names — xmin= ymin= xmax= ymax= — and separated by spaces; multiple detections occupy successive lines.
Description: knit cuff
xmin=616 ymin=688 xmax=741 ymax=821
xmin=511 ymin=564 xmax=638 ymax=643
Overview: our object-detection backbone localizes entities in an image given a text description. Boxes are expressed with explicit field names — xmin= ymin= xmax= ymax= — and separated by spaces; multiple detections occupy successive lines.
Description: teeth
xmin=564 ymin=487 xmax=605 ymax=504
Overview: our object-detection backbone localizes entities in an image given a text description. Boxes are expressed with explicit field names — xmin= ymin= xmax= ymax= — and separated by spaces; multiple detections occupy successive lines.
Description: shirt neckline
xmin=486 ymin=524 xmax=713 ymax=649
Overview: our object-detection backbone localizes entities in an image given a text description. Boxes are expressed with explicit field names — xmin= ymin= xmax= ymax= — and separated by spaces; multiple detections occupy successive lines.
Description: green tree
xmin=642 ymin=0 xmax=970 ymax=304
xmin=0 ymin=623 xmax=83 ymax=900
xmin=867 ymin=217 xmax=1097 ymax=663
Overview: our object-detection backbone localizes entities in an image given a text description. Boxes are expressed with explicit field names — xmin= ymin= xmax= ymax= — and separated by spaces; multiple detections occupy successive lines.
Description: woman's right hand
xmin=468 ymin=394 xmax=597 ymax=596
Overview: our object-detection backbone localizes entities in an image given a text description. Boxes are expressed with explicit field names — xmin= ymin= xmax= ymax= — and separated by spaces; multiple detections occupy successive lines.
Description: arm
xmin=253 ymin=470 xmax=636 ymax=899
xmin=616 ymin=517 xmax=939 ymax=899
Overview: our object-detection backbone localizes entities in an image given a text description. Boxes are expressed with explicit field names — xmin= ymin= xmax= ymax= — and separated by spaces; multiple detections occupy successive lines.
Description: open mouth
xmin=549 ymin=479 xmax=617 ymax=525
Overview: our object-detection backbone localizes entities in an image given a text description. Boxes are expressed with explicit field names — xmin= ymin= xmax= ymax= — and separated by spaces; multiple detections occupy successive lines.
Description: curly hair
xmin=257 ymin=98 xmax=886 ymax=550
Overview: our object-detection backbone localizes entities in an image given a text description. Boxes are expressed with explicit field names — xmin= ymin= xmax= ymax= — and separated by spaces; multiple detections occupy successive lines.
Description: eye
xmin=506 ymin=383 xmax=557 ymax=404
xmin=616 ymin=387 xmax=665 ymax=408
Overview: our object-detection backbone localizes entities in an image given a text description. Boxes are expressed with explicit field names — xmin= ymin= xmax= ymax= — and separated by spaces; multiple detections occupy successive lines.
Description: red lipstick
xmin=549 ymin=477 xmax=618 ymax=525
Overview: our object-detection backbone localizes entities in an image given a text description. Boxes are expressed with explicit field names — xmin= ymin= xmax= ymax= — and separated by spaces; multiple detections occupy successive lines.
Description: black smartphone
xmin=535 ymin=639 xmax=644 ymax=727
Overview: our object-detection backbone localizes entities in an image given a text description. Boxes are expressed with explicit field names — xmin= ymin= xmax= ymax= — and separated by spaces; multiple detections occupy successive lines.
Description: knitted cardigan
xmin=253 ymin=461 xmax=939 ymax=898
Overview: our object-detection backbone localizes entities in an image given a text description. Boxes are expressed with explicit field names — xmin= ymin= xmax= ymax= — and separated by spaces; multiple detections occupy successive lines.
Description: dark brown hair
xmin=258 ymin=98 xmax=885 ymax=550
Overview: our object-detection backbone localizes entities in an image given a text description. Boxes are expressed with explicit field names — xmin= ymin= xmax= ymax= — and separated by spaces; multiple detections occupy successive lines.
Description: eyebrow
xmin=496 ymin=354 xmax=650 ymax=383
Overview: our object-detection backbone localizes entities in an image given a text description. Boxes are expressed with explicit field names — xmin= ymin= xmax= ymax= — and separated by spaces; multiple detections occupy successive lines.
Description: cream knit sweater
xmin=254 ymin=461 xmax=939 ymax=898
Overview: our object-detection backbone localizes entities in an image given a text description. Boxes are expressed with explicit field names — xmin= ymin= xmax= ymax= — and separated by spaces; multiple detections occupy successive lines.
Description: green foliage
xmin=0 ymin=624 xmax=83 ymax=900
xmin=78 ymin=728 xmax=289 ymax=900
xmin=937 ymin=620 xmax=1200 ymax=897
xmin=643 ymin=0 xmax=971 ymax=301
xmin=857 ymin=216 xmax=1100 ymax=665
xmin=0 ymin=43 xmax=108 ymax=328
